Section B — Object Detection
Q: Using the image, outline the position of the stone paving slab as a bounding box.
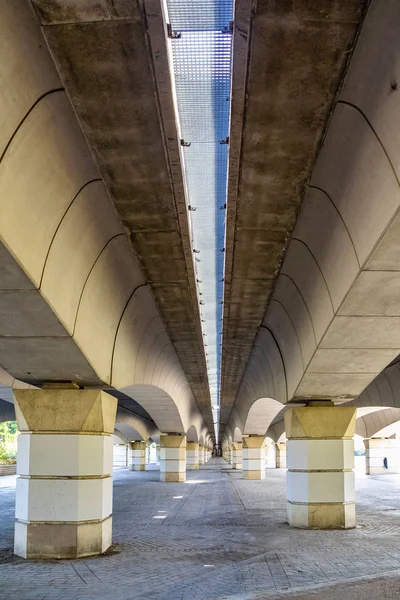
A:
[2,459,400,599]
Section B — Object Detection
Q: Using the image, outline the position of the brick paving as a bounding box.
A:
[2,459,400,599]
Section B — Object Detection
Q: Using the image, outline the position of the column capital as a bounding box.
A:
[129,441,146,450]
[284,405,356,440]
[14,389,117,435]
[187,442,199,450]
[243,435,265,449]
[161,434,186,449]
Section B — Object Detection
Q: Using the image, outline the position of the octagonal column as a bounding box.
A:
[13,389,117,559]
[232,442,242,469]
[160,434,186,482]
[242,436,265,480]
[285,403,356,529]
[187,442,199,470]
[198,445,205,465]
[156,443,160,464]
[275,442,286,468]
[364,438,400,474]
[129,441,146,471]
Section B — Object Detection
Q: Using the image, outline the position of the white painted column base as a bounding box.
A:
[156,444,160,465]
[275,443,286,468]
[232,442,242,470]
[160,435,186,482]
[129,441,146,471]
[242,436,265,480]
[198,445,205,465]
[187,443,199,470]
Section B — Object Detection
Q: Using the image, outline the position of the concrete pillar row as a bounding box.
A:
[13,388,117,559]
[129,441,146,471]
[187,442,199,470]
[275,442,287,468]
[364,438,400,474]
[242,436,265,480]
[285,403,356,530]
[232,442,243,469]
[160,434,186,482]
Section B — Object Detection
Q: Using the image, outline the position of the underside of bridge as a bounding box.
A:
[2,0,400,588]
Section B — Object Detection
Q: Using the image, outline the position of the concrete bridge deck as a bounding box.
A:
[2,458,400,600]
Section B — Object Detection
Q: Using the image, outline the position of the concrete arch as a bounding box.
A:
[356,407,400,439]
[277,431,287,444]
[112,432,127,445]
[186,425,199,443]
[119,384,186,435]
[233,427,242,442]
[266,419,286,444]
[243,398,284,436]
[114,405,158,442]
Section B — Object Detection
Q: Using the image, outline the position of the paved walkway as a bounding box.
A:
[2,458,400,599]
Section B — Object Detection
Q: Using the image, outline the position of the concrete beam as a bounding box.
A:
[220,0,367,436]
[30,0,214,436]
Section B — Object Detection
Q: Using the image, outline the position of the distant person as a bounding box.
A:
[384,457,388,470]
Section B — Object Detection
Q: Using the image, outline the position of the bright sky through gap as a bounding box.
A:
[164,0,233,442]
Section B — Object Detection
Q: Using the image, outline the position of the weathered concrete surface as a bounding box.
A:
[30,0,214,435]
[220,0,368,437]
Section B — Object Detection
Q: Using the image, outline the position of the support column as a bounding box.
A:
[242,436,265,479]
[156,443,160,465]
[187,442,199,470]
[232,442,243,469]
[285,403,356,529]
[160,435,186,482]
[364,438,400,474]
[129,441,146,471]
[198,445,205,465]
[275,442,287,468]
[13,389,117,559]
[228,445,233,465]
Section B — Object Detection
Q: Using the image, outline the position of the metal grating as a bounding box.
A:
[167,0,232,31]
[166,0,233,440]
